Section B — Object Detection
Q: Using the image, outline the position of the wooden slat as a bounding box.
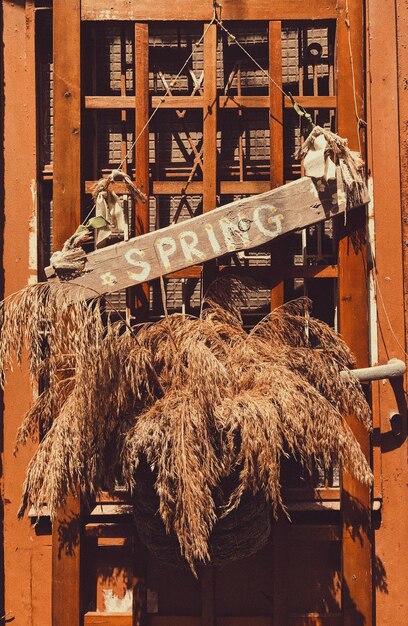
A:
[46,178,365,298]
[337,1,372,624]
[52,493,82,626]
[287,525,341,542]
[284,487,340,501]
[85,614,132,626]
[151,96,204,109]
[202,22,219,290]
[135,23,150,316]
[219,95,337,110]
[288,614,342,626]
[269,21,285,311]
[52,3,82,626]
[152,181,271,195]
[85,95,336,111]
[203,23,218,214]
[53,0,81,250]
[81,0,338,21]
[201,568,215,626]
[166,266,202,279]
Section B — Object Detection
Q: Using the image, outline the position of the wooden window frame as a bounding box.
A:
[51,2,371,625]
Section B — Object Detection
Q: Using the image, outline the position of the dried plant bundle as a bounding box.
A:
[0,277,373,572]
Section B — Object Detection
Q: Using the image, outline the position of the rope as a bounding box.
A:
[345,0,366,156]
[117,18,217,172]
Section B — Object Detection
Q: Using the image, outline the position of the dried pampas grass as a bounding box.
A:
[0,277,373,572]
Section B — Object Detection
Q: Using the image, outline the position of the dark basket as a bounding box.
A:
[131,463,271,568]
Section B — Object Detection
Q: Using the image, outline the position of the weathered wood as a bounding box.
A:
[269,21,285,311]
[134,23,150,316]
[202,22,219,290]
[84,615,132,626]
[81,0,338,21]
[337,1,373,624]
[203,23,218,214]
[52,492,82,626]
[85,95,336,111]
[86,180,272,196]
[46,178,368,298]
[53,0,81,251]
[52,2,82,626]
[201,567,215,626]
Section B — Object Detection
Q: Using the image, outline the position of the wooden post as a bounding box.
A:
[337,1,373,624]
[269,21,287,626]
[134,23,150,316]
[269,20,285,311]
[202,22,218,292]
[53,0,82,251]
[201,566,216,626]
[52,2,82,625]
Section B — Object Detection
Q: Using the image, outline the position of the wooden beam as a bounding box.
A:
[219,95,337,110]
[202,22,218,290]
[203,23,218,214]
[53,0,81,251]
[85,95,336,111]
[45,177,367,298]
[52,493,82,626]
[369,0,408,622]
[81,0,338,21]
[201,567,215,626]
[337,2,372,623]
[269,21,285,311]
[52,2,82,625]
[134,23,150,316]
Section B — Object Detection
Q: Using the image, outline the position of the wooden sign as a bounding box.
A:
[46,176,369,299]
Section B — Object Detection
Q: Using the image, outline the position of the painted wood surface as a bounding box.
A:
[81,0,337,22]
[46,178,368,298]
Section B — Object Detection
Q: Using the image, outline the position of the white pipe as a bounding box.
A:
[342,358,406,382]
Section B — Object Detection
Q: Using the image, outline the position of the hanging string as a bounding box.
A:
[345,0,366,156]
[213,17,314,134]
[117,17,217,173]
[80,17,216,227]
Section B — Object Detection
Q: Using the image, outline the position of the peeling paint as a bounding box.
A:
[102,588,133,613]
[28,179,38,286]
[367,176,379,366]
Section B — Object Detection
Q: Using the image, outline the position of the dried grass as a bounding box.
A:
[0,277,373,572]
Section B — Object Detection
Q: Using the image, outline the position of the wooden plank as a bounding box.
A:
[91,609,130,623]
[287,525,341,542]
[288,615,342,626]
[369,0,408,621]
[202,22,219,290]
[52,492,82,626]
[337,1,373,624]
[52,3,82,626]
[269,21,285,311]
[86,95,337,112]
[81,0,338,21]
[152,96,204,109]
[152,181,271,195]
[201,567,215,626]
[84,616,277,626]
[218,95,337,110]
[46,177,366,298]
[203,23,218,214]
[53,0,81,250]
[284,487,340,501]
[135,23,150,316]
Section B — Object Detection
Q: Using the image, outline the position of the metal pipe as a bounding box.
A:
[341,358,406,382]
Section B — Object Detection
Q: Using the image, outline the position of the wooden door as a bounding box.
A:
[44,2,371,624]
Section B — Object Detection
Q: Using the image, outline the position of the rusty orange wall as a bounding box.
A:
[2,1,52,624]
[367,0,408,624]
